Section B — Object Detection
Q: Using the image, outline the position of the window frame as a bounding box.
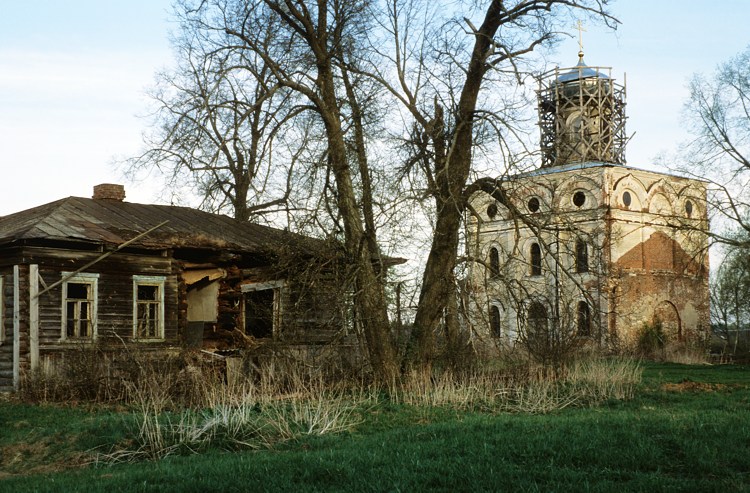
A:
[60,272,99,341]
[241,280,284,339]
[527,300,549,338]
[132,275,166,341]
[622,191,632,208]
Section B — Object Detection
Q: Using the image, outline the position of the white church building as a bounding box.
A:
[465,50,710,352]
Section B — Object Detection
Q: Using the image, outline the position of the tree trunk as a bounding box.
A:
[410,0,505,368]
[311,12,398,382]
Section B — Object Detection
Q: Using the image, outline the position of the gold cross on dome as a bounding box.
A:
[576,20,587,55]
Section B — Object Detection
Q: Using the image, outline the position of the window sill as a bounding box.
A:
[58,338,96,344]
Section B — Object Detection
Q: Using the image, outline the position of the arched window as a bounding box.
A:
[575,238,588,273]
[577,301,591,336]
[489,247,500,278]
[490,305,502,337]
[530,243,542,276]
[527,301,548,337]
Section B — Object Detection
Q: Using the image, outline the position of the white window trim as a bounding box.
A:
[240,280,285,292]
[60,272,99,342]
[132,275,166,341]
[240,281,284,339]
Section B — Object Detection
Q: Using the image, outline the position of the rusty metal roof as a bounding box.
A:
[0,196,319,255]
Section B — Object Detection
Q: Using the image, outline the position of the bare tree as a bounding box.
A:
[670,45,750,247]
[357,0,616,369]
[130,0,616,377]
[659,46,750,360]
[711,241,750,359]
[127,1,304,221]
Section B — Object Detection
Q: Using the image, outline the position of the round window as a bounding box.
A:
[622,191,632,207]
[685,200,693,217]
[487,203,498,219]
[527,197,540,213]
[573,191,586,208]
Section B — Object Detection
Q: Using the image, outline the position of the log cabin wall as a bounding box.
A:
[0,246,180,385]
[0,266,17,391]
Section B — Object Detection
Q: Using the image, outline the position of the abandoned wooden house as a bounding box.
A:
[0,184,357,391]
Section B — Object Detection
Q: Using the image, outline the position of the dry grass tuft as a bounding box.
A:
[390,357,642,414]
[565,357,642,402]
[96,362,370,464]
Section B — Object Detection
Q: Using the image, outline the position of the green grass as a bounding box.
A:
[2,363,750,492]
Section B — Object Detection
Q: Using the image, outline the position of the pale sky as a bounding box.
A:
[1,0,749,216]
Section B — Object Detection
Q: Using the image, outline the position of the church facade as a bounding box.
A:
[466,53,709,352]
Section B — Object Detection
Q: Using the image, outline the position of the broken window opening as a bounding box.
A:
[241,281,283,340]
[526,301,549,344]
[573,191,586,207]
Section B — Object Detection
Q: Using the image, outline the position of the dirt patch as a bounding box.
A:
[0,440,89,477]
[661,379,727,392]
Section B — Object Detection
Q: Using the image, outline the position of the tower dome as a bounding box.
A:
[537,52,626,168]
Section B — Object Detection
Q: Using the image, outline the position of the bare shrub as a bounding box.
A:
[264,392,364,440]
[663,343,709,365]
[20,344,126,403]
[636,321,666,359]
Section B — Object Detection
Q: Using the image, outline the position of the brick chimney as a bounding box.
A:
[92,183,126,201]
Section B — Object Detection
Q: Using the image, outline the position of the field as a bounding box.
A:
[1,362,749,492]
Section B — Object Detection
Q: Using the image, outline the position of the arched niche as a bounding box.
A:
[612,173,647,209]
[676,185,705,219]
[553,175,600,210]
[648,192,673,215]
[505,180,553,215]
[645,178,678,213]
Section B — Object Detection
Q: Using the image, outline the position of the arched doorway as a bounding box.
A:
[653,301,681,341]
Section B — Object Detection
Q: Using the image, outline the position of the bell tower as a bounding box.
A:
[537,33,627,168]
